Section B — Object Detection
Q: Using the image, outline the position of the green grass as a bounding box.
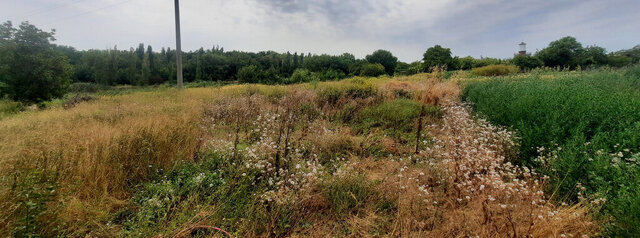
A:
[0,99,24,119]
[463,67,640,236]
[356,99,440,138]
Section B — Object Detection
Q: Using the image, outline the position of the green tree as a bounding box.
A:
[511,54,543,71]
[536,36,584,69]
[0,21,72,102]
[359,63,385,77]
[365,49,398,75]
[582,46,608,66]
[423,45,454,71]
[607,55,632,67]
[237,65,261,83]
[458,56,475,70]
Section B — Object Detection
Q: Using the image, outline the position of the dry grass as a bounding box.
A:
[0,74,597,237]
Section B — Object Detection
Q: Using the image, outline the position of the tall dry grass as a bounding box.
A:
[0,88,220,233]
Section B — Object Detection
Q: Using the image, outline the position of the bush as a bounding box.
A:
[359,63,386,77]
[625,65,640,78]
[315,79,377,105]
[237,65,262,83]
[511,54,543,70]
[287,68,317,84]
[471,64,519,76]
[607,55,633,67]
[68,82,110,93]
[0,99,24,118]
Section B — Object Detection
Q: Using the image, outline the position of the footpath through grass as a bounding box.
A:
[463,67,640,236]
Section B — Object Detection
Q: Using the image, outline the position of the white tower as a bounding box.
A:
[518,42,526,55]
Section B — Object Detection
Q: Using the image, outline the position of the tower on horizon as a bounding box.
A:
[518,42,527,55]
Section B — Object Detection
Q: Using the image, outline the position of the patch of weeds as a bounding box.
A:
[355,99,439,138]
[10,168,60,237]
[321,172,374,215]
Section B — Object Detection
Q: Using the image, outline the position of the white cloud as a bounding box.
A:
[1,0,639,61]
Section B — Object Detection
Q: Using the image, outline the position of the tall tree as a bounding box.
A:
[536,36,584,69]
[422,45,454,71]
[0,21,72,102]
[365,49,398,75]
[146,45,154,73]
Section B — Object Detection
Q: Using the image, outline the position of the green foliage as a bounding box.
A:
[537,36,584,69]
[357,99,439,137]
[511,54,543,70]
[0,21,72,102]
[582,46,608,66]
[463,70,640,235]
[287,68,317,84]
[359,63,386,77]
[365,50,398,75]
[0,99,24,118]
[471,64,519,76]
[607,55,633,67]
[395,61,423,75]
[423,45,454,71]
[11,168,60,237]
[68,82,110,93]
[121,157,226,235]
[302,53,354,77]
[237,65,261,83]
[624,65,640,79]
[613,45,640,64]
[315,79,377,105]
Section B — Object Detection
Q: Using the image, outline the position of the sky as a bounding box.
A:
[1,0,639,62]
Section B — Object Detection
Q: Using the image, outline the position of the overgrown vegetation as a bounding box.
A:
[464,67,640,236]
[471,64,519,76]
[0,72,599,237]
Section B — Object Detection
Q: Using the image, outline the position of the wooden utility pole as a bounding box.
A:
[174,0,183,89]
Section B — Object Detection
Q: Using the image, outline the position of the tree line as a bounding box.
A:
[1,21,639,102]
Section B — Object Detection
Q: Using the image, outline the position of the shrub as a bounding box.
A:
[511,54,543,70]
[0,99,24,118]
[237,65,261,83]
[68,82,110,93]
[359,63,386,77]
[315,79,377,106]
[287,68,317,84]
[625,64,640,78]
[471,64,519,76]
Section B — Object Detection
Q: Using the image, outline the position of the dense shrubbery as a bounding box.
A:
[359,63,386,77]
[464,70,640,236]
[68,82,110,93]
[0,99,24,118]
[511,54,543,70]
[365,49,398,75]
[471,64,519,76]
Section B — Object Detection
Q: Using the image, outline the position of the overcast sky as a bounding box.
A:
[2,0,639,62]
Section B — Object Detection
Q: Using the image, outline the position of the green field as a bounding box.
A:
[464,66,640,236]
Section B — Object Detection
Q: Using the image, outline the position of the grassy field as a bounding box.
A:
[464,66,640,236]
[1,73,598,237]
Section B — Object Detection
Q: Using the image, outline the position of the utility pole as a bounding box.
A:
[174,0,183,90]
